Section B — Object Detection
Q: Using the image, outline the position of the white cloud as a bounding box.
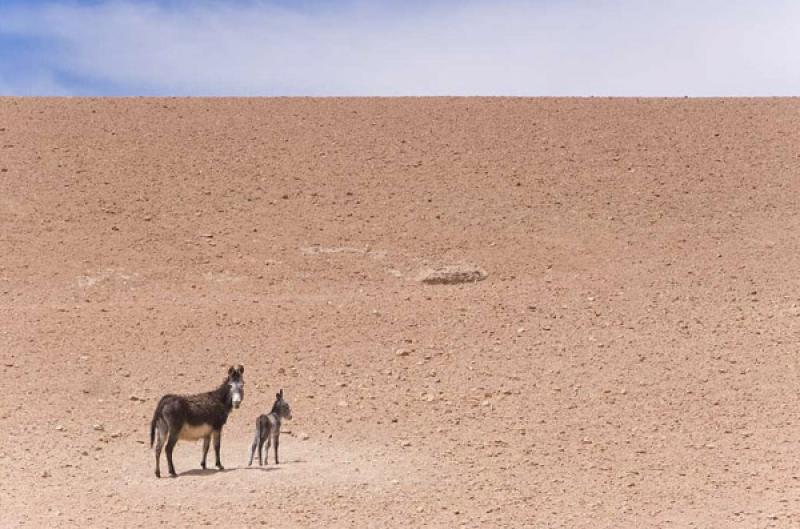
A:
[2,0,800,95]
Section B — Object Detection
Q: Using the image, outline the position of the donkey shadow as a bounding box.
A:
[241,466,281,472]
[177,465,281,477]
[178,467,232,477]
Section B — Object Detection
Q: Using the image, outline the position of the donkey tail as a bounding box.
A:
[150,396,168,448]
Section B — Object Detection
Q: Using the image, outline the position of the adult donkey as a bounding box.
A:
[150,365,245,477]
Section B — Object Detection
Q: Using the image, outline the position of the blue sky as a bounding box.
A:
[1,0,799,96]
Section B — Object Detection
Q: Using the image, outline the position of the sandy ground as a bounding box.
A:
[2,97,800,528]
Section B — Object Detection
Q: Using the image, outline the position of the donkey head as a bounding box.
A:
[275,388,292,420]
[226,365,245,409]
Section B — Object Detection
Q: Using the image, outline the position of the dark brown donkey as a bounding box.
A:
[248,389,292,466]
[150,365,245,477]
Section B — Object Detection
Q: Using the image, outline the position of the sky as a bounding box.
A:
[1,0,799,96]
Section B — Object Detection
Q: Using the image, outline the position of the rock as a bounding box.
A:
[300,432,310,440]
[129,395,145,402]
[400,440,412,447]
[93,424,105,431]
[41,470,51,478]
[337,400,348,408]
[55,425,65,431]
[395,348,411,357]
[416,265,487,285]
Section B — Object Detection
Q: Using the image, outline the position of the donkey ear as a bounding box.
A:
[228,366,235,376]
[276,392,281,400]
[237,364,244,375]
[279,388,284,397]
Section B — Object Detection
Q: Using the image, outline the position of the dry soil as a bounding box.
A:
[2,97,800,528]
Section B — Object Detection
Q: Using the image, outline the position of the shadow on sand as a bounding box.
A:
[178,467,231,477]
[177,466,281,477]
[240,465,281,472]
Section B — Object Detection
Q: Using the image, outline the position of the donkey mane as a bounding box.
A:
[208,377,234,402]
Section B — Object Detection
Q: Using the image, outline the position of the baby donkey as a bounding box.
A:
[248,389,292,466]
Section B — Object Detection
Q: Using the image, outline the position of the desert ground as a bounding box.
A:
[1,97,800,528]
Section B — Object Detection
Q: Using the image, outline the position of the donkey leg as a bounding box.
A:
[201,435,211,469]
[212,429,224,470]
[248,430,259,466]
[264,434,271,465]
[154,427,165,478]
[165,428,179,477]
[258,431,267,466]
[274,431,280,465]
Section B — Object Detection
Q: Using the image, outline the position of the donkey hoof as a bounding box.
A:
[216,464,225,471]
[201,462,206,470]
[169,471,177,478]
[155,470,161,478]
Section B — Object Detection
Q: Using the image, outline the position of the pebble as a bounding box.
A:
[93,424,105,431]
[395,348,411,357]
[300,433,310,440]
[55,425,65,431]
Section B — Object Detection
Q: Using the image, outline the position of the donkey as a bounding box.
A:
[248,389,292,466]
[150,365,245,477]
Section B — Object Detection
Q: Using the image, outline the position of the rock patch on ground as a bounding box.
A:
[415,265,487,285]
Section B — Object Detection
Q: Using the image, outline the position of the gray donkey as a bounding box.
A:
[150,365,245,477]
[248,389,292,466]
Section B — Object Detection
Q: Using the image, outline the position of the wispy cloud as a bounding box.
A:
[1,0,800,96]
